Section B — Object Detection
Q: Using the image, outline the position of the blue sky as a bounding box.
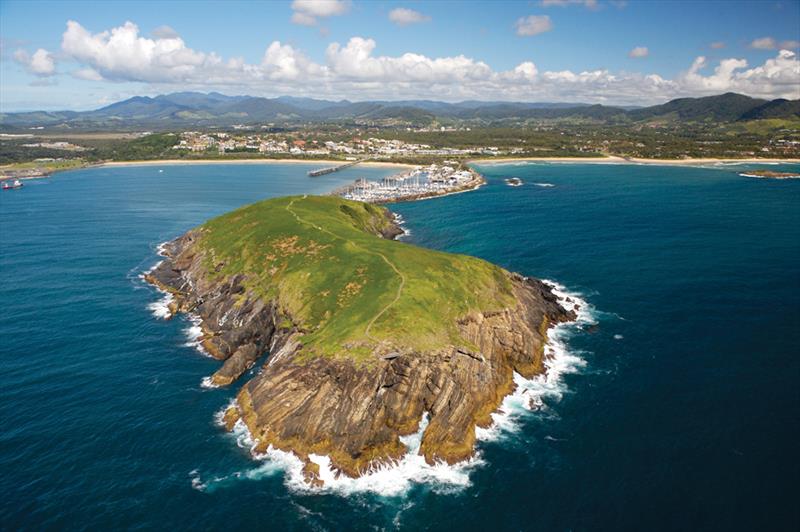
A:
[1,0,799,110]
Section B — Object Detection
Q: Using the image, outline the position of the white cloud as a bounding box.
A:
[73,67,104,81]
[13,48,56,76]
[152,25,179,39]
[291,0,350,26]
[710,41,726,49]
[750,37,777,50]
[389,8,431,26]
[515,15,553,36]
[61,21,212,83]
[750,37,800,50]
[629,46,649,58]
[291,12,318,26]
[680,50,800,100]
[36,20,800,105]
[540,0,598,8]
[325,37,492,82]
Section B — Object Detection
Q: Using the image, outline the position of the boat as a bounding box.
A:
[2,179,23,190]
[504,177,523,187]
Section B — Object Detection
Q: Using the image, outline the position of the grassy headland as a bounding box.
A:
[198,195,515,361]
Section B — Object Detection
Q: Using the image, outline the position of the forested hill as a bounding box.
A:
[2,92,798,130]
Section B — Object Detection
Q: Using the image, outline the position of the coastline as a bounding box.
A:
[1,158,415,181]
[98,158,416,170]
[144,199,582,488]
[469,155,800,167]
[8,155,798,182]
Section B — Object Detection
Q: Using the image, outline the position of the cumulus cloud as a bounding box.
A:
[680,50,800,100]
[629,46,649,58]
[540,0,598,7]
[750,37,800,50]
[33,20,800,104]
[515,15,553,36]
[13,48,56,76]
[750,37,777,50]
[291,0,350,26]
[389,8,431,26]
[325,37,492,82]
[72,67,104,81]
[152,25,180,39]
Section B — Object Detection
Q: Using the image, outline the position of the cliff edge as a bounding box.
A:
[145,195,574,484]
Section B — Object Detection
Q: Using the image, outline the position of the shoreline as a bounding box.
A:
[469,156,800,167]
[8,155,798,181]
[97,158,416,170]
[1,158,415,181]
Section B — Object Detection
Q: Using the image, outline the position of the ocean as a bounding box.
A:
[1,161,798,530]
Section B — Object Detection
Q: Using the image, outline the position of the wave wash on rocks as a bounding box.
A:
[145,195,574,486]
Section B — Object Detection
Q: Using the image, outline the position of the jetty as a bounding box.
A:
[307,158,371,177]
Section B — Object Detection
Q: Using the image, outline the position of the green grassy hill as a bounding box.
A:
[198,195,516,361]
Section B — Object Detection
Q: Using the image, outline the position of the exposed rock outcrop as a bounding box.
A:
[146,208,574,484]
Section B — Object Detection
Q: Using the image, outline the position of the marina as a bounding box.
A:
[330,164,483,203]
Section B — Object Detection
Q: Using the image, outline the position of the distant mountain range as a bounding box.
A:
[1,92,798,130]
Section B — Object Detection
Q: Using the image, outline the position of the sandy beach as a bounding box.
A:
[469,156,799,166]
[99,158,416,170]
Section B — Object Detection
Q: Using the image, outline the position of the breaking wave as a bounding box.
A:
[143,241,173,319]
[191,279,595,497]
[475,280,593,441]
[739,172,799,179]
[147,289,173,319]
[393,213,412,240]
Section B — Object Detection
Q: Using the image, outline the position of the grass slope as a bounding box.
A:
[200,195,515,361]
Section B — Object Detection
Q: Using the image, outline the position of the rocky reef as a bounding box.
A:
[145,195,574,484]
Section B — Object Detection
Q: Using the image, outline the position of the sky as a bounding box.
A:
[1,0,799,111]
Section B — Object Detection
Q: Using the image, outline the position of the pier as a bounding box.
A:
[307,158,371,177]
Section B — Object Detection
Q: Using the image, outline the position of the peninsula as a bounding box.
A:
[145,195,574,484]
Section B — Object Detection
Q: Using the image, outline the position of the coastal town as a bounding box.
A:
[171,130,508,158]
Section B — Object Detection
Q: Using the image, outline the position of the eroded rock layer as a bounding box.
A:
[146,203,574,482]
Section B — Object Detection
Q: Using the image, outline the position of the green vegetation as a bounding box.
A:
[199,195,515,361]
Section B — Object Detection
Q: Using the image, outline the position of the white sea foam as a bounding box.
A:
[194,279,592,497]
[200,376,219,389]
[393,213,412,240]
[614,334,624,340]
[143,240,175,317]
[739,172,800,179]
[182,314,214,358]
[147,289,173,319]
[476,279,592,442]
[534,183,555,187]
[195,409,480,497]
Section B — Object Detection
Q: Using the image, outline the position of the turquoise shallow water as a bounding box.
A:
[1,161,798,530]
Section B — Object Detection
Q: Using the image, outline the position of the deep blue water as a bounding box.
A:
[1,161,798,530]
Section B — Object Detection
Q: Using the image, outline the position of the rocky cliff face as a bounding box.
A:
[146,213,574,484]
